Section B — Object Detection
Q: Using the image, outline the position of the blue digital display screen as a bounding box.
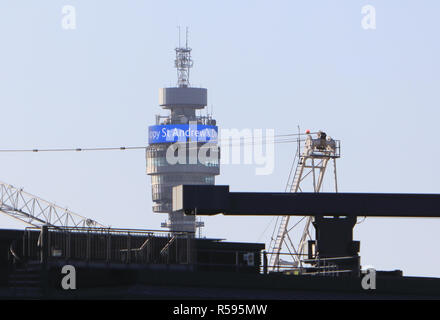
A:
[148,124,218,144]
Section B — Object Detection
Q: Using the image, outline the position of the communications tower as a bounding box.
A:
[146,29,220,234]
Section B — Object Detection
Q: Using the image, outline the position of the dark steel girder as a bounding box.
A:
[172,185,440,218]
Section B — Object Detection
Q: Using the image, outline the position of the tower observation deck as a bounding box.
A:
[146,32,220,233]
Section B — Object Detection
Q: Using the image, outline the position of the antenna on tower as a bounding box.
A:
[174,26,193,88]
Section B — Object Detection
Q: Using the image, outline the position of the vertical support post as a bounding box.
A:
[311,158,317,192]
[146,235,151,264]
[127,233,131,264]
[22,231,27,262]
[48,228,51,258]
[316,159,329,192]
[27,229,31,258]
[263,251,268,275]
[106,233,111,263]
[186,232,191,265]
[66,232,71,260]
[235,251,239,273]
[86,231,91,262]
[333,158,338,193]
[40,225,48,267]
[39,225,49,295]
[175,235,178,263]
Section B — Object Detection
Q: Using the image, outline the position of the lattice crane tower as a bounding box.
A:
[268,131,340,271]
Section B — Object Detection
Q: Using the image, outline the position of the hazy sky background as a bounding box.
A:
[0,1,439,277]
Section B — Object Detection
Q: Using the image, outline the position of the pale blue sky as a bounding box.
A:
[0,1,439,277]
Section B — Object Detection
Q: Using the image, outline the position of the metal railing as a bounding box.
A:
[17,226,263,275]
[23,226,194,266]
[261,251,359,277]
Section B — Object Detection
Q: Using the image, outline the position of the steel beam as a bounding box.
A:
[172,185,440,218]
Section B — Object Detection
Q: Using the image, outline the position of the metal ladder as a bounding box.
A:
[268,153,305,269]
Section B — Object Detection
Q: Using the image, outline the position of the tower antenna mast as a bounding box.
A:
[174,27,193,88]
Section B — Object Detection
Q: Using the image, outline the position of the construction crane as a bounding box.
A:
[268,131,340,271]
[0,181,106,228]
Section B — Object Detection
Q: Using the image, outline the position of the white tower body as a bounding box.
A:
[146,30,220,234]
